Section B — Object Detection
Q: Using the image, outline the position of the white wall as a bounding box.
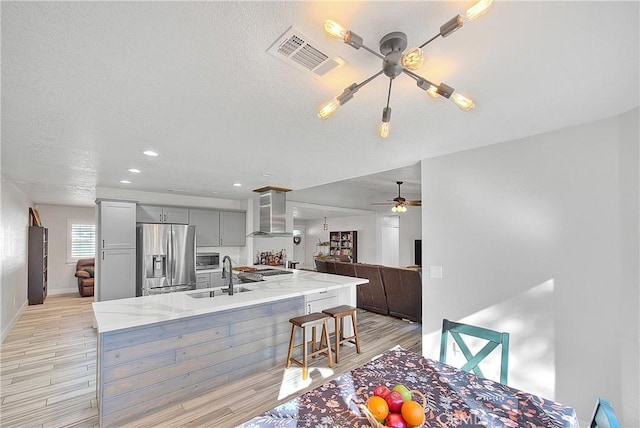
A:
[35,204,96,295]
[1,178,32,343]
[307,215,378,264]
[398,207,421,267]
[421,109,639,426]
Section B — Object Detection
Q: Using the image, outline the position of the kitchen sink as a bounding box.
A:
[188,287,254,298]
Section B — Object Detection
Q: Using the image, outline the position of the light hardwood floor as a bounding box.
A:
[1,294,421,427]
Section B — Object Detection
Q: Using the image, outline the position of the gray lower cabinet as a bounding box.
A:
[137,205,189,224]
[220,211,246,246]
[189,209,220,247]
[98,248,136,301]
[211,271,225,287]
[195,272,211,289]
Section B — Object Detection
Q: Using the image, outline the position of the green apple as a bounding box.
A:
[393,384,412,402]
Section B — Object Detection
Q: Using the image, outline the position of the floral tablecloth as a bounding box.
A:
[238,346,579,428]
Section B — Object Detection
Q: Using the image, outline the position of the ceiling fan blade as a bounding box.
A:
[370,202,393,206]
[406,200,421,206]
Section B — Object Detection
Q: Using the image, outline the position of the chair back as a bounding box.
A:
[439,318,510,384]
[590,398,621,428]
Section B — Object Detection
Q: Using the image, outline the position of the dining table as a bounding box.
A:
[237,346,579,427]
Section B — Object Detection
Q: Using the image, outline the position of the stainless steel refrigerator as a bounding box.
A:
[136,224,196,296]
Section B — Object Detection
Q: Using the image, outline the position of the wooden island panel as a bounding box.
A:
[98,297,303,426]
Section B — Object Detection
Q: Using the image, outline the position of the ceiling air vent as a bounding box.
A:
[267,26,346,78]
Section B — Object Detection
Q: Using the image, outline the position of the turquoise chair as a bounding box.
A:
[439,319,510,384]
[590,398,621,428]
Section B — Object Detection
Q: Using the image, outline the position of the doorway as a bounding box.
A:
[292,225,306,268]
[381,216,399,267]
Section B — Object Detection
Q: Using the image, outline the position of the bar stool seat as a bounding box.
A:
[286,312,333,380]
[322,305,361,363]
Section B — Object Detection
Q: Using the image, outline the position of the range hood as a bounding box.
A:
[247,186,293,237]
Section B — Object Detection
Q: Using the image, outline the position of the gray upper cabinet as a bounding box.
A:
[137,205,189,224]
[189,209,245,247]
[100,200,137,250]
[189,209,220,247]
[220,211,246,246]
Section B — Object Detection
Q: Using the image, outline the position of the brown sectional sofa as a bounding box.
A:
[315,259,422,322]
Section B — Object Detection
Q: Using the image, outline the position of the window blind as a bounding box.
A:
[71,224,96,258]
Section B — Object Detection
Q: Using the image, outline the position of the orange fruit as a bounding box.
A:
[401,400,425,426]
[366,396,389,421]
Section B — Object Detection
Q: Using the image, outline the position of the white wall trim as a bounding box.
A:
[1,299,27,344]
[48,288,79,296]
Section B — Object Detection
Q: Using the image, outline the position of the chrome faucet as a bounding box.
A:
[221,255,234,296]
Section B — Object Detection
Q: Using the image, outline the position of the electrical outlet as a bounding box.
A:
[429,265,443,278]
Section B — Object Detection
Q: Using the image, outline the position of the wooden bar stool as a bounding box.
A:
[285,312,334,380]
[322,305,361,363]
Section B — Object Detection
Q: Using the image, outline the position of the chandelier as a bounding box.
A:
[317,0,493,138]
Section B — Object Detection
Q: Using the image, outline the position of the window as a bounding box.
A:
[68,220,96,262]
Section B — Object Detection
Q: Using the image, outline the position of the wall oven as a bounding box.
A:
[196,252,220,270]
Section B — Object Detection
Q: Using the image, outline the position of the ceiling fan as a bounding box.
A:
[371,181,421,212]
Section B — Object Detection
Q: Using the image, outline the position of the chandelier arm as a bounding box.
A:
[385,78,393,108]
[360,44,385,60]
[418,33,441,49]
[354,70,385,91]
[401,69,438,88]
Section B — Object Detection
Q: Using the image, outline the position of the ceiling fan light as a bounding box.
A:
[451,92,475,111]
[464,0,493,21]
[324,19,348,41]
[400,205,407,213]
[401,47,424,70]
[391,205,398,213]
[317,99,340,119]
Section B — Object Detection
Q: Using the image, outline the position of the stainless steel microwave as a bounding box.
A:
[196,252,219,270]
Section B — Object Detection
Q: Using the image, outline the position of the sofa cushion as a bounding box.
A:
[379,267,422,322]
[83,267,95,277]
[354,263,389,315]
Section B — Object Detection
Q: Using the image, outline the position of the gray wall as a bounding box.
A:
[421,108,639,425]
[1,178,32,343]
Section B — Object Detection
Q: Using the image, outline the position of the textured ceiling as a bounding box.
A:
[2,1,638,213]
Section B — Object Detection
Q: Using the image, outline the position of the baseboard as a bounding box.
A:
[48,287,78,295]
[1,299,28,344]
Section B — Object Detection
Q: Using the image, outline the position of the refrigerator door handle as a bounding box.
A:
[166,231,172,285]
[171,229,177,280]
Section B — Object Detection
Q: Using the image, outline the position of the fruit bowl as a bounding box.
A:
[359,389,426,428]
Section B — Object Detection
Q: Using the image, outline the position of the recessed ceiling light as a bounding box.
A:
[261,172,273,177]
[120,180,131,184]
[233,183,242,187]
[167,189,187,192]
[142,150,159,157]
[128,168,141,173]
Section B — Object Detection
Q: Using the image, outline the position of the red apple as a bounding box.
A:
[385,412,407,428]
[374,385,391,399]
[385,391,405,414]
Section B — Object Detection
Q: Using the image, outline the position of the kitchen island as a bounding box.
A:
[92,269,367,427]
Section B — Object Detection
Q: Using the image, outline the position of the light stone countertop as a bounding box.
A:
[92,269,367,333]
